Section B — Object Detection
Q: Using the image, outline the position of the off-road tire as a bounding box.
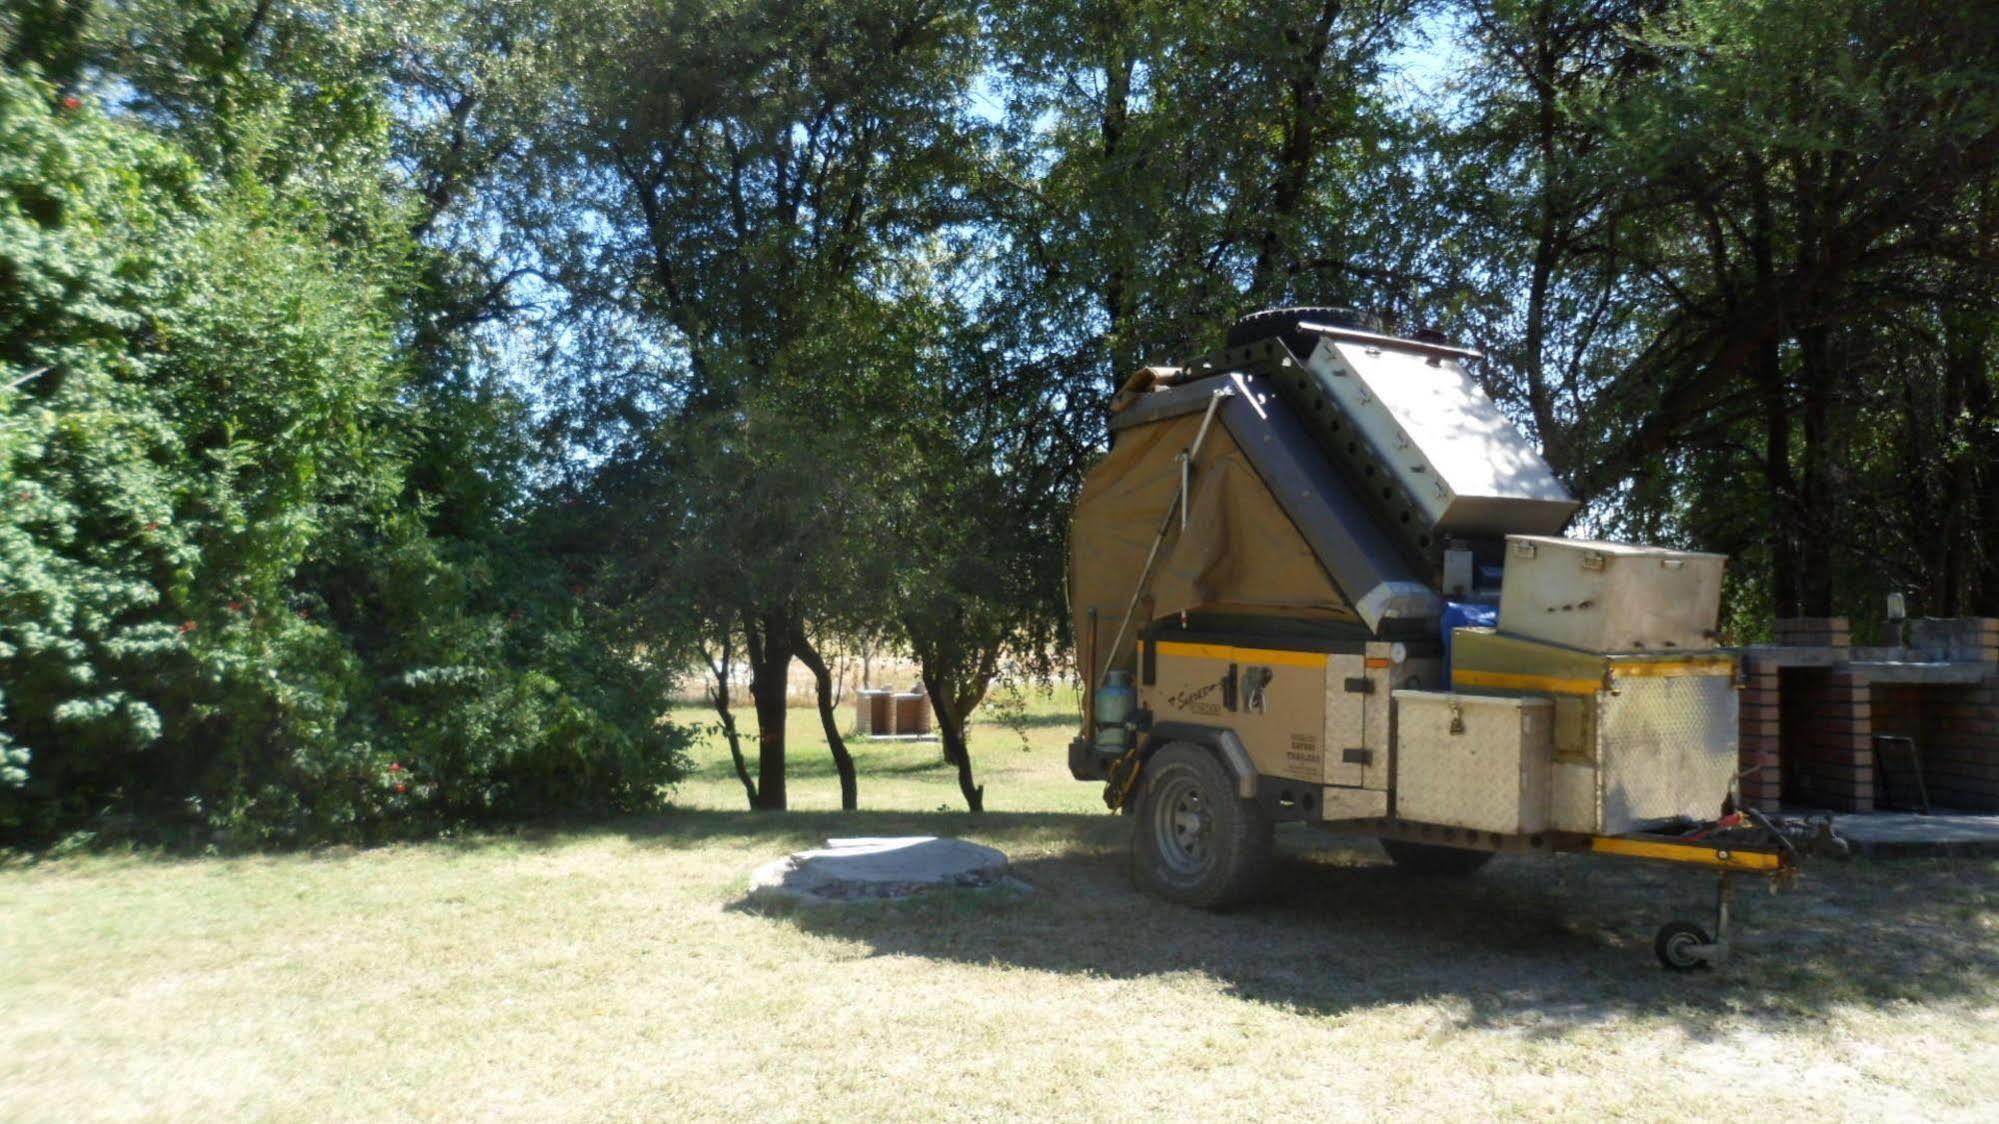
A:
[1129,742,1274,909]
[1380,839,1495,876]
[1225,305,1383,355]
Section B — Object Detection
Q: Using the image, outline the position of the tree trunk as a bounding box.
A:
[1946,311,1999,615]
[941,718,982,813]
[744,607,796,811]
[1521,4,1563,471]
[1796,324,1836,617]
[1743,155,1801,619]
[1248,0,1343,301]
[1759,338,1798,618]
[1099,40,1135,374]
[920,666,987,813]
[703,638,757,810]
[793,626,858,811]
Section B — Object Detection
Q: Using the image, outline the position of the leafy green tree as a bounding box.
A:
[985,0,1424,387]
[2,3,689,844]
[1432,0,1999,625]
[883,304,1073,812]
[523,0,985,810]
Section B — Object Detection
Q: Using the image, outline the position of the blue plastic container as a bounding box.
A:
[1440,601,1498,689]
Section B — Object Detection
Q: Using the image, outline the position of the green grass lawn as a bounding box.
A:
[6,690,1999,1120]
[665,684,1098,813]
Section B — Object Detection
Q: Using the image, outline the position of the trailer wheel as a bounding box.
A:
[1129,742,1273,909]
[1654,921,1714,972]
[1380,839,1495,876]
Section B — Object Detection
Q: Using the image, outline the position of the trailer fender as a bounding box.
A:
[1143,722,1259,799]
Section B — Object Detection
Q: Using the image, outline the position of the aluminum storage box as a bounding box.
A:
[1450,629,1741,834]
[1498,535,1725,653]
[1303,337,1580,537]
[1547,673,1742,834]
[1393,690,1552,834]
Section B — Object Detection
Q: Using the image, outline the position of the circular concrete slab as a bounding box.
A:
[748,836,1010,907]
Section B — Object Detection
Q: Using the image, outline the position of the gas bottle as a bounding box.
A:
[1093,670,1137,752]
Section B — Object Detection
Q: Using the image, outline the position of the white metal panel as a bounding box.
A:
[1550,761,1600,833]
[1322,654,1367,786]
[1596,674,1739,833]
[1498,534,1727,652]
[1309,339,1576,536]
[1393,691,1553,834]
[1362,647,1441,792]
[1321,786,1388,820]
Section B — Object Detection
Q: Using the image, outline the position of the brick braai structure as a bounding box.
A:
[1736,617,1999,813]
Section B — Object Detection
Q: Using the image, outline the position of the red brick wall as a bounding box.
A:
[1926,678,1999,810]
[1738,658,1782,812]
[1773,617,1852,650]
[1870,683,1929,809]
[1741,618,1998,813]
[1780,668,1875,812]
[1872,676,1999,812]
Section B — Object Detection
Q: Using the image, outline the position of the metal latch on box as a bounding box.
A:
[1342,748,1372,765]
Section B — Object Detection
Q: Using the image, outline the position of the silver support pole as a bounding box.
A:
[1098,388,1233,687]
[1715,872,1733,945]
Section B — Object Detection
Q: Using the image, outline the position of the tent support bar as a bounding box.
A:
[1099,388,1232,688]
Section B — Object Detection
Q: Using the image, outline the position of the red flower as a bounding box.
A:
[61,96,80,110]
[226,601,244,613]
[389,762,404,773]
[394,783,407,794]
[177,620,198,634]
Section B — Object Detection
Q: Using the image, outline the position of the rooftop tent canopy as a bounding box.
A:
[1071,400,1357,674]
[1071,309,1578,678]
[1071,367,1439,676]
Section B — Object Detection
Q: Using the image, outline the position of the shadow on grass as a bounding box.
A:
[689,754,955,785]
[594,807,1121,855]
[26,798,1999,1042]
[0,801,1091,867]
[983,710,1085,731]
[714,819,1999,1036]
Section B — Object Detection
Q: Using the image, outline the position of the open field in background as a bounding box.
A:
[664,652,987,708]
[666,685,1094,813]
[6,689,1999,1121]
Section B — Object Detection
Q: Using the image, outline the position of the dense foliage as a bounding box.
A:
[4,0,1997,829]
[1,7,685,845]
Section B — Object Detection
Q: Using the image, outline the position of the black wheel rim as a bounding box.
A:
[1150,772,1214,877]
[1664,931,1703,968]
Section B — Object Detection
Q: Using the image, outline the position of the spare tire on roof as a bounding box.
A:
[1225,305,1384,357]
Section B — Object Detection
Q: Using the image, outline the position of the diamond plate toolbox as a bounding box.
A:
[1594,673,1739,834]
[1393,690,1553,834]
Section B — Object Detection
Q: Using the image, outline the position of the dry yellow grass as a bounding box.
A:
[5,691,1999,1121]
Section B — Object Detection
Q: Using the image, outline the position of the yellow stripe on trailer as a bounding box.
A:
[1152,641,1330,669]
[1610,657,1735,680]
[1591,835,1787,872]
[1451,667,1602,696]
